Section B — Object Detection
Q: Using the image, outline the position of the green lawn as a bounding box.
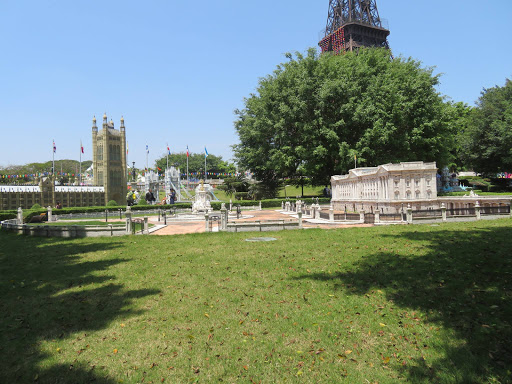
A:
[1,220,511,383]
[279,185,324,198]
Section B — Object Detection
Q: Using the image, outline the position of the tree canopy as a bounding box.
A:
[460,79,512,175]
[0,160,92,184]
[234,48,454,188]
[154,152,235,177]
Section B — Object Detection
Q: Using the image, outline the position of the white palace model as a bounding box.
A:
[331,162,439,213]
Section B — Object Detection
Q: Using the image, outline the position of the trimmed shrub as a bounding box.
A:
[0,211,17,221]
[31,203,42,210]
[23,209,47,223]
[107,200,118,207]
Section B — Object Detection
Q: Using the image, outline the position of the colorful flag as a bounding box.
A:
[81,140,84,154]
[167,144,170,155]
[186,145,189,158]
[204,146,208,157]
[146,145,149,154]
[53,140,56,153]
[127,142,129,155]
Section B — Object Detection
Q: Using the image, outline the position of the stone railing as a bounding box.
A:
[225,220,300,233]
[1,206,153,237]
[0,218,127,238]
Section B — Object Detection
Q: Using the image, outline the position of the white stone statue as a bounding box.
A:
[192,182,212,213]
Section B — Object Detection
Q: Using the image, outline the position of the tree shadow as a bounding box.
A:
[0,232,159,383]
[294,225,512,383]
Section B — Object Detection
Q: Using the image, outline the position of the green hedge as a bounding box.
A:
[0,210,17,221]
[261,197,331,208]
[210,198,331,210]
[0,209,50,223]
[0,205,194,223]
[0,198,331,222]
[23,209,48,223]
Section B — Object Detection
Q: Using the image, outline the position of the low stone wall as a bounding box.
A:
[226,220,300,233]
[1,219,127,238]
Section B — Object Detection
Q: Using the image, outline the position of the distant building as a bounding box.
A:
[92,114,127,204]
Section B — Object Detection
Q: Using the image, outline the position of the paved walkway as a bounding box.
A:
[150,210,372,236]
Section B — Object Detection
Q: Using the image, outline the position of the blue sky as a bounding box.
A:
[1,0,511,170]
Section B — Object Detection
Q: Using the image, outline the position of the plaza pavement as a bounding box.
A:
[150,209,372,236]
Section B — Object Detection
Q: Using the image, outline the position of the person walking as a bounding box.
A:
[145,189,156,205]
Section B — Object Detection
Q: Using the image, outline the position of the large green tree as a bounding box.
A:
[234,48,454,190]
[444,101,473,172]
[460,79,512,174]
[154,152,235,177]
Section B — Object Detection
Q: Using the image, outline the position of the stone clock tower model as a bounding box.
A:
[92,113,127,204]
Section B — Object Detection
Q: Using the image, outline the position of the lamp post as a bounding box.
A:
[132,162,136,182]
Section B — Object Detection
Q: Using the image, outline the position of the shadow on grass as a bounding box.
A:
[0,232,159,383]
[294,225,512,383]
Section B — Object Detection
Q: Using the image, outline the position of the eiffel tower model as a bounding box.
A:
[319,0,390,54]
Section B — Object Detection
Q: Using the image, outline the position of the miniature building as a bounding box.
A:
[0,175,105,210]
[0,114,126,210]
[331,162,438,213]
[92,114,127,204]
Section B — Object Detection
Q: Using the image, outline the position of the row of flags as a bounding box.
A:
[147,144,208,158]
[52,140,209,158]
[1,170,247,180]
[1,172,91,179]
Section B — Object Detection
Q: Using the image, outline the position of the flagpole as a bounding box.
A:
[204,148,207,182]
[186,146,189,189]
[79,140,82,185]
[52,140,55,176]
[126,141,129,181]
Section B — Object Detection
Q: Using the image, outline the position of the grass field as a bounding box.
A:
[1,219,511,383]
[278,185,324,198]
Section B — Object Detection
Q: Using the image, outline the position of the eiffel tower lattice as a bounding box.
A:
[319,0,390,54]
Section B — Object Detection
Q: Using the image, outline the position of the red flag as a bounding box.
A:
[80,140,84,154]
